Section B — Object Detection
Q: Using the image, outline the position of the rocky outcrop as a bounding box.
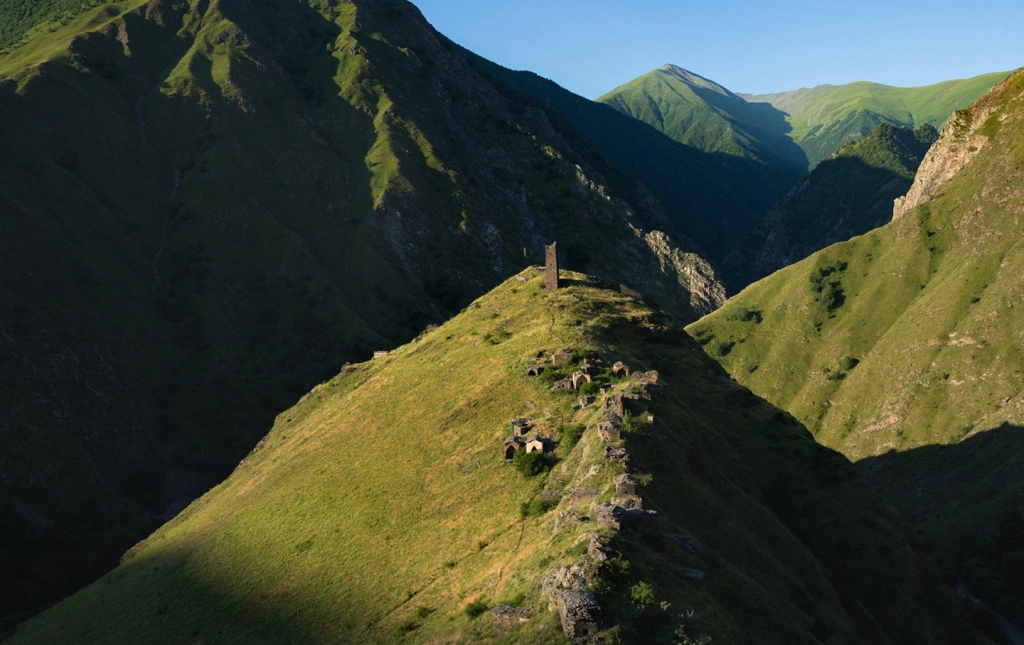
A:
[893,75,1016,219]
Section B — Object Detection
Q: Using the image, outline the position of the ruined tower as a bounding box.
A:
[545,242,559,290]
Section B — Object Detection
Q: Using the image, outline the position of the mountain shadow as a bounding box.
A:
[0,0,727,630]
[462,54,805,270]
[857,422,1024,631]
[724,122,938,288]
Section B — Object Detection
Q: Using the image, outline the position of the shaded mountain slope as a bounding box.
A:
[7,270,985,644]
[724,122,939,287]
[742,72,1009,168]
[688,69,1024,624]
[0,0,724,629]
[463,57,800,269]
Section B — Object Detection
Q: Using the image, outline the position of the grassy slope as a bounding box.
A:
[724,122,939,286]
[0,0,725,629]
[688,70,1024,622]
[6,271,984,644]
[597,65,807,171]
[743,72,1010,167]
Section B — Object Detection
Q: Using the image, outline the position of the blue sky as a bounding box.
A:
[412,0,1024,98]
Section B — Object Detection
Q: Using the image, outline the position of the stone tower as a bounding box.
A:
[545,242,559,290]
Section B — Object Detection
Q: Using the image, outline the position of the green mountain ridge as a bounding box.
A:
[0,0,724,629]
[724,122,939,287]
[688,68,1024,627]
[5,270,987,644]
[741,72,1010,168]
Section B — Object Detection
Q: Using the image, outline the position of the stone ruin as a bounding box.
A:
[612,361,629,378]
[577,395,595,409]
[602,394,624,421]
[373,351,389,359]
[511,418,530,437]
[571,371,591,390]
[614,473,638,496]
[552,378,574,390]
[551,350,573,367]
[503,436,524,461]
[630,370,659,385]
[556,590,602,641]
[492,605,529,637]
[526,364,543,377]
[524,435,544,454]
[597,421,620,442]
[545,242,560,290]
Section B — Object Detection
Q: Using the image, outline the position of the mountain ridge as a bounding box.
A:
[688,68,1024,628]
[0,0,724,629]
[5,269,987,644]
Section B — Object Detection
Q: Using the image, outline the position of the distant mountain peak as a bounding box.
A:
[658,64,732,94]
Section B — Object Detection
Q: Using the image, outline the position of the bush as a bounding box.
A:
[630,581,656,606]
[395,618,419,635]
[519,498,558,518]
[559,423,585,449]
[706,338,731,357]
[512,449,549,477]
[578,380,600,396]
[464,598,489,619]
[725,306,762,323]
[414,606,435,620]
[839,356,859,370]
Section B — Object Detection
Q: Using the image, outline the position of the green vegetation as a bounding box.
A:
[511,449,549,477]
[0,0,728,626]
[724,123,940,287]
[7,271,984,643]
[743,72,1009,168]
[689,69,1024,625]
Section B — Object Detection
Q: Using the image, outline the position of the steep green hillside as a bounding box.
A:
[465,58,800,269]
[689,70,1024,624]
[725,122,938,286]
[6,271,985,644]
[742,72,1009,167]
[598,65,807,171]
[0,0,724,629]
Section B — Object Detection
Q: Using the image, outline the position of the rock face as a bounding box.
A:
[893,75,1014,219]
[556,590,602,641]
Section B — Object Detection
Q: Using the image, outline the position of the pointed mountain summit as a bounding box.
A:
[595,65,805,263]
[0,0,724,628]
[7,270,985,644]
[598,64,808,171]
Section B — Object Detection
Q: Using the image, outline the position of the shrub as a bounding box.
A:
[414,606,435,620]
[395,618,419,635]
[839,356,859,370]
[706,339,731,357]
[464,599,489,619]
[725,306,762,323]
[512,449,549,477]
[630,581,656,606]
[519,498,558,518]
[559,423,585,449]
[578,381,600,396]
